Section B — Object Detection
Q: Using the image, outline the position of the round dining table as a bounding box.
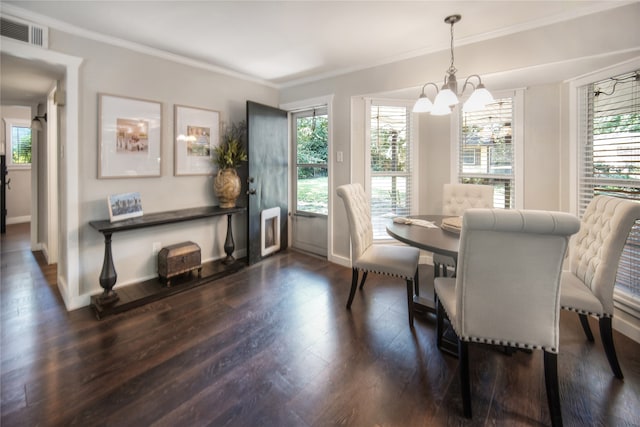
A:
[386,214,461,313]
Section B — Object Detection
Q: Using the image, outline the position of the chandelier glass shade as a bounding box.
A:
[413,15,494,115]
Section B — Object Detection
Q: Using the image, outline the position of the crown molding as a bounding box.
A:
[0,3,278,89]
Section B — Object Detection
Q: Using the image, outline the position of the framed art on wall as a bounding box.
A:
[98,94,162,178]
[174,105,220,176]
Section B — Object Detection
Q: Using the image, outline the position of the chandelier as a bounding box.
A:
[413,14,494,115]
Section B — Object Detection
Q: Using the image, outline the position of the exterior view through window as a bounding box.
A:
[578,70,639,300]
[10,124,32,167]
[459,97,515,208]
[369,102,413,239]
[294,108,328,215]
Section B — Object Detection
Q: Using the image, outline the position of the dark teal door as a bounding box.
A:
[246,101,288,265]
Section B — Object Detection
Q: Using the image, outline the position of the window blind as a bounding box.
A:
[578,70,640,299]
[11,125,32,165]
[459,98,515,208]
[369,103,413,239]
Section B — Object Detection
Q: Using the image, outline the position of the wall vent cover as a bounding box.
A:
[0,15,48,48]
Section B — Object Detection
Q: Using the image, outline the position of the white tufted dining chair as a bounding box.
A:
[560,195,640,379]
[337,183,420,327]
[435,208,580,426]
[434,183,494,277]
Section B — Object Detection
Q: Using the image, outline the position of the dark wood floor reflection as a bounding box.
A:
[1,223,639,426]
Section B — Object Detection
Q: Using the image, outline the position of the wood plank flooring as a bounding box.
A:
[2,223,639,426]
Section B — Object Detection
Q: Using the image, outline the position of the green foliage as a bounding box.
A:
[296,116,328,178]
[12,129,32,165]
[296,176,328,214]
[594,113,640,134]
[213,121,247,169]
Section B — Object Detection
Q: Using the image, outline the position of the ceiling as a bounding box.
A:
[0,1,630,105]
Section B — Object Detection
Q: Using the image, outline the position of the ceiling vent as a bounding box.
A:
[0,15,48,48]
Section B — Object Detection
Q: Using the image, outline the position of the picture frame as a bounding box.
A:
[108,192,143,222]
[174,105,220,176]
[98,94,162,178]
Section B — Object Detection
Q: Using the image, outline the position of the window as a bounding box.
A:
[457,96,518,208]
[576,69,639,301]
[6,119,32,168]
[293,107,328,215]
[367,100,415,239]
[462,148,480,166]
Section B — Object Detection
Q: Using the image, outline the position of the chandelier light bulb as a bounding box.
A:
[413,14,493,116]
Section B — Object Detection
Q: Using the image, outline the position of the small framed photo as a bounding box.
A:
[99,94,162,178]
[108,192,143,222]
[174,105,220,176]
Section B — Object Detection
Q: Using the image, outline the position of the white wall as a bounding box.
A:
[40,28,279,305]
[279,2,640,264]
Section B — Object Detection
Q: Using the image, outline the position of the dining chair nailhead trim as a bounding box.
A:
[357,267,415,281]
[441,299,560,353]
[561,306,611,318]
[459,336,557,353]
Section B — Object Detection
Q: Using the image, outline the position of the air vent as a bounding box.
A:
[0,15,48,48]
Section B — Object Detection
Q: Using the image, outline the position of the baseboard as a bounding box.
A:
[613,312,640,343]
[329,253,351,268]
[614,290,640,343]
[7,215,30,225]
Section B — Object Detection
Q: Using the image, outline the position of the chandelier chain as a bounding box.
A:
[448,18,457,75]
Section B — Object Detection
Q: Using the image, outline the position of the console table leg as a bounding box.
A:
[223,213,236,265]
[98,232,119,304]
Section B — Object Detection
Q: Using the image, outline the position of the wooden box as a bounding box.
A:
[158,241,202,286]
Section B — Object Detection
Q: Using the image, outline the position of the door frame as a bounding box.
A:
[280,95,334,254]
[2,38,83,309]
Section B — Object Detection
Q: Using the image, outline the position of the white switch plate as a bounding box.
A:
[337,151,343,162]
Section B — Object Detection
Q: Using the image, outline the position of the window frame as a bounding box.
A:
[569,59,640,328]
[5,118,33,170]
[365,97,419,241]
[451,89,524,209]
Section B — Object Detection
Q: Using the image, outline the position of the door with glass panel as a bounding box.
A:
[291,107,328,256]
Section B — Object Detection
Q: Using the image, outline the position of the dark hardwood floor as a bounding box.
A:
[1,223,639,426]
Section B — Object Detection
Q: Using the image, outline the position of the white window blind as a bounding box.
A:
[459,98,515,208]
[8,123,32,167]
[578,70,640,299]
[369,102,413,239]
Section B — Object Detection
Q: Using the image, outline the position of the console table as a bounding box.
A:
[89,205,245,319]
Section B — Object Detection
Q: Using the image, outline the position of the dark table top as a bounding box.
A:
[386,214,460,260]
[89,205,246,234]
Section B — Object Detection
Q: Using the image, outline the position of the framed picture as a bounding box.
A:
[108,192,143,222]
[174,105,220,176]
[99,94,162,178]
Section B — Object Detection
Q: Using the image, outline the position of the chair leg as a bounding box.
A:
[346,268,359,309]
[406,279,414,328]
[599,317,624,379]
[578,313,594,341]
[544,352,563,427]
[358,271,368,290]
[436,297,444,349]
[459,340,472,418]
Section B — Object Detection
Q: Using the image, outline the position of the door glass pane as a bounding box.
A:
[297,166,328,214]
[295,110,328,215]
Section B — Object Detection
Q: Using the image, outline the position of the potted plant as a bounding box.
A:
[212,121,247,208]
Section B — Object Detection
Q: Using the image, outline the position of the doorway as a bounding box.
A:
[290,107,329,257]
